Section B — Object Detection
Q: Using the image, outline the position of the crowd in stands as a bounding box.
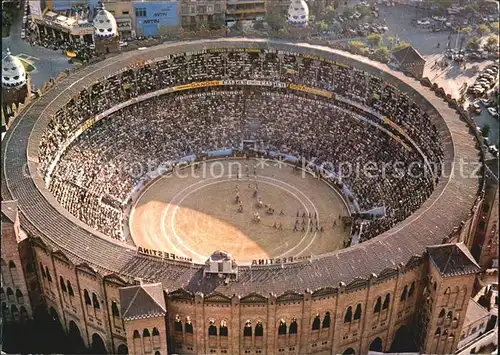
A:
[39,50,443,243]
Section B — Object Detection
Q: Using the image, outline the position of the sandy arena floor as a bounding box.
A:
[129,159,350,264]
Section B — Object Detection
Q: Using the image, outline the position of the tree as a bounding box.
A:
[265,11,286,32]
[342,6,355,19]
[367,33,382,48]
[466,37,482,51]
[459,26,473,36]
[477,24,491,36]
[316,20,329,32]
[324,6,337,22]
[485,35,499,51]
[482,124,490,138]
[387,36,395,49]
[490,22,500,32]
[392,41,410,52]
[348,40,368,55]
[374,46,390,62]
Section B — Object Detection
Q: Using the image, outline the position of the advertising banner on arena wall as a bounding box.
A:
[133,1,178,37]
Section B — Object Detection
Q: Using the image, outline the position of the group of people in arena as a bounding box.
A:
[39,51,443,244]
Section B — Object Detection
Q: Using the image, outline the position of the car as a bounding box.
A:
[489,145,499,156]
[20,29,26,39]
[471,102,482,114]
[417,20,431,25]
[487,107,499,118]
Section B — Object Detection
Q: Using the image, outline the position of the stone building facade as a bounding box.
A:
[2,199,481,355]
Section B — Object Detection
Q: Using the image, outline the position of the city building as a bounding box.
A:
[93,4,120,54]
[225,0,265,25]
[1,49,32,127]
[133,0,180,37]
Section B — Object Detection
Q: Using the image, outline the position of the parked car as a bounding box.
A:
[20,29,26,39]
[417,19,431,25]
[471,102,482,114]
[489,145,499,156]
[487,107,499,118]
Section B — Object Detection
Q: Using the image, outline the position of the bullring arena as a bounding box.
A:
[130,159,350,264]
[1,38,483,355]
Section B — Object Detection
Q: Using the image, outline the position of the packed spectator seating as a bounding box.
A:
[38,50,443,243]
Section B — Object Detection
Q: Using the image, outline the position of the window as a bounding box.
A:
[185,318,193,334]
[344,306,352,323]
[122,10,129,15]
[218,263,223,272]
[408,282,415,297]
[400,286,408,301]
[278,320,287,335]
[67,281,74,297]
[244,320,252,336]
[40,263,46,278]
[15,289,23,302]
[354,304,362,320]
[60,276,67,293]
[439,309,445,318]
[255,321,264,336]
[446,311,452,319]
[322,312,331,328]
[6,288,14,301]
[289,318,298,334]
[174,315,183,332]
[435,327,441,336]
[135,7,146,17]
[152,328,160,349]
[84,290,92,305]
[92,293,100,309]
[133,330,140,338]
[9,261,16,269]
[208,320,217,336]
[383,294,390,310]
[433,282,437,291]
[220,320,228,336]
[312,314,320,330]
[374,297,382,313]
[45,267,52,282]
[112,301,120,317]
[143,329,150,337]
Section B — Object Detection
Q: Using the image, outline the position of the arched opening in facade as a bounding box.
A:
[408,281,415,297]
[312,314,320,330]
[10,305,19,321]
[15,289,23,303]
[383,294,390,310]
[244,320,252,336]
[289,318,298,334]
[67,281,74,297]
[342,347,355,354]
[152,327,160,349]
[369,337,383,352]
[117,344,128,354]
[174,315,183,332]
[278,320,287,335]
[220,320,228,336]
[143,328,151,353]
[255,321,264,336]
[19,306,28,321]
[68,320,86,353]
[322,312,331,328]
[6,288,13,301]
[91,333,107,354]
[84,290,91,305]
[400,286,408,301]
[354,304,362,320]
[92,293,100,309]
[60,276,67,293]
[374,297,382,313]
[390,325,417,353]
[208,320,217,336]
[185,319,193,333]
[344,306,352,323]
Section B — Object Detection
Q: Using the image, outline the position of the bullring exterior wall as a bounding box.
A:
[22,237,475,355]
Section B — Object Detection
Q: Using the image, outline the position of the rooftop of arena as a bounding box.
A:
[1,38,481,297]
